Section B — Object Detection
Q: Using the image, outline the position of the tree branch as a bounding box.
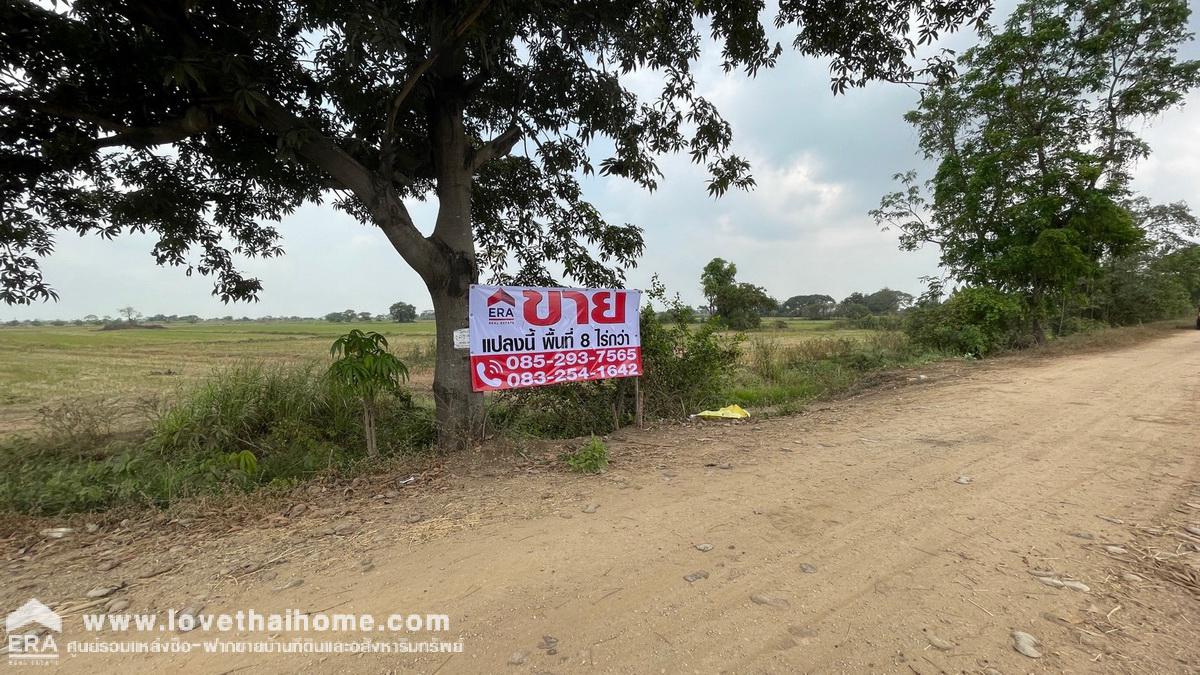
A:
[94,116,212,149]
[0,94,125,132]
[0,94,218,150]
[381,0,489,142]
[470,125,522,171]
[255,99,434,273]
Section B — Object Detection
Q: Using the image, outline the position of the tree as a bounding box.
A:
[873,0,1200,341]
[700,258,776,329]
[840,302,872,319]
[1090,202,1200,326]
[782,294,835,318]
[863,288,913,314]
[389,301,416,323]
[1091,251,1193,326]
[836,292,868,318]
[1157,246,1200,306]
[657,304,698,324]
[117,306,140,323]
[327,330,409,458]
[701,259,739,316]
[2,0,994,445]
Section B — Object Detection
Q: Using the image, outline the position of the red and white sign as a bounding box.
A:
[468,284,642,392]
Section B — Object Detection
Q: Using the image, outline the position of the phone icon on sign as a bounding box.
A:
[475,362,503,388]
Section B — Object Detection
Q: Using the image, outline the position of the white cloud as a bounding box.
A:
[1133,91,1200,206]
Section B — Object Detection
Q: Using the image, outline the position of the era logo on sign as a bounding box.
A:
[523,290,627,326]
[6,598,61,665]
[486,288,516,322]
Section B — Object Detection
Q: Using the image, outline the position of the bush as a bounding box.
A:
[1052,315,1108,338]
[402,339,437,367]
[638,313,742,418]
[561,436,609,474]
[748,336,785,382]
[842,303,872,319]
[156,363,432,463]
[905,287,1023,357]
[34,397,127,459]
[836,314,904,331]
[491,379,629,438]
[0,363,435,515]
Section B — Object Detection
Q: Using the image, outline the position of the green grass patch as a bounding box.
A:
[561,436,610,474]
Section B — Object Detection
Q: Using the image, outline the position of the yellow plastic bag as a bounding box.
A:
[693,404,750,420]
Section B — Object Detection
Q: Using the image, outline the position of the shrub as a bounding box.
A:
[638,312,741,418]
[834,331,917,371]
[402,339,437,367]
[1,362,435,515]
[154,364,352,457]
[1052,316,1108,337]
[34,397,126,459]
[749,337,785,382]
[327,330,411,457]
[837,314,904,331]
[905,287,1023,357]
[491,379,628,438]
[155,362,431,462]
[561,436,609,474]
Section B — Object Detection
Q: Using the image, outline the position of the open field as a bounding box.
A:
[0,321,440,436]
[5,330,1198,673]
[0,319,868,437]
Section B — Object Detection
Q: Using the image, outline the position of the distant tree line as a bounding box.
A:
[782,288,914,320]
[321,302,427,323]
[2,306,437,326]
[677,257,916,330]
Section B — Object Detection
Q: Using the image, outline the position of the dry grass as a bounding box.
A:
[0,321,438,436]
[0,318,867,437]
[1013,320,1188,360]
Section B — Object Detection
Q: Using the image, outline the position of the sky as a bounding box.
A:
[5,2,1199,321]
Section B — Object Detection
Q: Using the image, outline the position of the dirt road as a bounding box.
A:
[6,332,1200,673]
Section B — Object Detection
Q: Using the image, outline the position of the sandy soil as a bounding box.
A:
[4,331,1199,674]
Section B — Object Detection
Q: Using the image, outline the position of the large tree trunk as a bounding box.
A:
[429,282,484,448]
[423,86,484,449]
[263,55,488,449]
